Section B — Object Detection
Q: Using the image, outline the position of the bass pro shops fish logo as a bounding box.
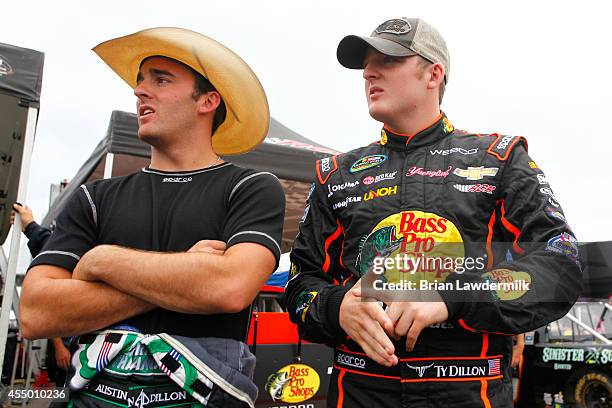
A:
[0,55,14,77]
[265,364,320,403]
[356,211,464,284]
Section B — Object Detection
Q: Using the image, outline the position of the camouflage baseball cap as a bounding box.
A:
[337,18,450,83]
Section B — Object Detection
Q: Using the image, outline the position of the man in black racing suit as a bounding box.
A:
[283,17,581,407]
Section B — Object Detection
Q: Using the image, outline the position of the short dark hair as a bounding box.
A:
[140,56,227,134]
[417,57,445,104]
[190,70,227,135]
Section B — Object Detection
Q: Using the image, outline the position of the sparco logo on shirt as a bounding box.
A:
[430,147,478,156]
[162,177,193,183]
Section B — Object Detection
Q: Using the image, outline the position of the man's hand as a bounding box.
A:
[12,203,35,232]
[188,240,226,255]
[386,299,449,352]
[54,341,71,371]
[339,280,398,367]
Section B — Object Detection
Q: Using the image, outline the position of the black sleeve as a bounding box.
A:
[282,177,350,347]
[23,222,52,258]
[440,144,582,334]
[222,171,285,268]
[28,184,98,272]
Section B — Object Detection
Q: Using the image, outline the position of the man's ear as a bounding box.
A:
[197,91,222,114]
[427,63,445,90]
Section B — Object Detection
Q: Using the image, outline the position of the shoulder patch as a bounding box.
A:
[486,134,528,161]
[316,156,339,184]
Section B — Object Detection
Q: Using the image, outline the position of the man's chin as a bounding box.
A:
[137,131,163,147]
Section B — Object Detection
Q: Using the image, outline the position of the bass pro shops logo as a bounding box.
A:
[265,364,320,404]
[356,210,464,282]
[0,55,14,77]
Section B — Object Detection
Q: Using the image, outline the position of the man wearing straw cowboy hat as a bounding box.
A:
[20,27,285,407]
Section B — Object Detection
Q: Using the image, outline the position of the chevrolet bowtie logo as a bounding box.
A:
[453,166,499,181]
[406,362,434,378]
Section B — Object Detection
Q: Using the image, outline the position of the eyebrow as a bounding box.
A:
[136,68,176,83]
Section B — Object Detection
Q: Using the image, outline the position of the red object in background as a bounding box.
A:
[247,312,300,345]
[32,370,51,388]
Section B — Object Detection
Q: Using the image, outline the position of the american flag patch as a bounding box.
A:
[488,359,500,375]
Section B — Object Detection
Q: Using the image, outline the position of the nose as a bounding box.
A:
[363,61,379,81]
[134,80,150,100]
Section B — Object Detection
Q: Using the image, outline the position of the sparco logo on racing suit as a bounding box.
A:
[495,135,514,150]
[336,353,366,369]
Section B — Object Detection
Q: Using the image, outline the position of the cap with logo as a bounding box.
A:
[337,18,450,83]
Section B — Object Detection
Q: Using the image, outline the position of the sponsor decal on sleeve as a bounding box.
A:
[537,174,549,184]
[295,291,318,323]
[349,155,387,173]
[545,232,579,264]
[487,134,524,161]
[265,364,320,403]
[316,156,338,184]
[453,166,498,181]
[482,269,531,300]
[546,207,567,222]
[540,187,560,207]
[453,183,496,194]
[406,166,452,178]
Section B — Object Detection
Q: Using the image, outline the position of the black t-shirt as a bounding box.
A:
[30,162,285,341]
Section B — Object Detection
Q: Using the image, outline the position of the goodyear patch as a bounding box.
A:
[546,232,579,265]
[265,364,320,403]
[316,156,338,184]
[350,154,387,173]
[483,269,532,301]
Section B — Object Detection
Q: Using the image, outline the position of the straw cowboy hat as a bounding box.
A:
[93,27,269,155]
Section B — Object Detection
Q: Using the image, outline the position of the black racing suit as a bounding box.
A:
[283,114,581,407]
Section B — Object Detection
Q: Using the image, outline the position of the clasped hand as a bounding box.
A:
[338,279,449,366]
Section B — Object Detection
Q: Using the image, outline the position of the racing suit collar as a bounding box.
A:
[381,112,454,151]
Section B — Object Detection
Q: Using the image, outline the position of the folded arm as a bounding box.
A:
[20,264,155,339]
[74,241,276,314]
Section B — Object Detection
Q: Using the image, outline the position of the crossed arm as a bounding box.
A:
[20,241,276,339]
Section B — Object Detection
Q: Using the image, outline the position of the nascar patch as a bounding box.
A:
[350,155,387,173]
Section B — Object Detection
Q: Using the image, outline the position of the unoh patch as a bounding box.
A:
[546,232,579,265]
[350,154,387,173]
